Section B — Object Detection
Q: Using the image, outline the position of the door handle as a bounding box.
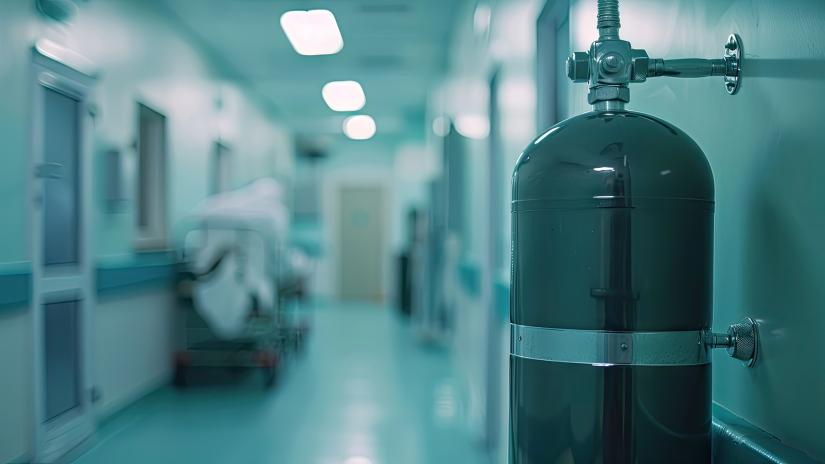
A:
[34,162,64,179]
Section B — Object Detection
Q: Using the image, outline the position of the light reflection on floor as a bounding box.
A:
[72,302,487,464]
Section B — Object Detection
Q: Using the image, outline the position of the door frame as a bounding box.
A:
[483,66,504,452]
[536,0,571,129]
[29,43,97,462]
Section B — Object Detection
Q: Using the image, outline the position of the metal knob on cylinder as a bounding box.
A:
[706,317,759,367]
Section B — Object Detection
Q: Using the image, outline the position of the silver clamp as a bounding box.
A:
[705,317,759,367]
[511,325,710,367]
[511,317,760,368]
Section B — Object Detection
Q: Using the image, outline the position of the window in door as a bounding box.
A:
[44,299,81,421]
[42,87,80,267]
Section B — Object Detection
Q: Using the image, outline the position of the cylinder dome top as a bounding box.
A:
[513,111,714,204]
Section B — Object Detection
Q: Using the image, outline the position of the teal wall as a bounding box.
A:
[568,1,825,460]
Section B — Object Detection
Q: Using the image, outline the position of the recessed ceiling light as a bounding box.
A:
[280,9,343,56]
[322,81,366,111]
[454,114,489,139]
[343,115,376,140]
[343,457,372,464]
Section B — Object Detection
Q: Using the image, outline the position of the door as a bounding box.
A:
[337,185,385,302]
[30,53,96,461]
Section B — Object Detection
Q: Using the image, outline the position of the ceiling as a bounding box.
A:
[160,0,465,141]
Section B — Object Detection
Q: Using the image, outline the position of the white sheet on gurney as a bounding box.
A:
[193,253,251,339]
[193,178,289,238]
[189,179,285,339]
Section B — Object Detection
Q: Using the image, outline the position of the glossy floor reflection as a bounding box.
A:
[72,303,487,464]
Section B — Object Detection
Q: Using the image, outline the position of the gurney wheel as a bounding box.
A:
[173,352,190,388]
[257,350,279,388]
[173,363,188,388]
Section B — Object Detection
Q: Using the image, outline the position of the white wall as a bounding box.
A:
[93,289,178,418]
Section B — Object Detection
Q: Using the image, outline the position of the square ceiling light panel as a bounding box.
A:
[280,9,344,56]
[322,80,366,111]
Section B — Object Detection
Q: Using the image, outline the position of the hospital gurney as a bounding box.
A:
[173,180,309,388]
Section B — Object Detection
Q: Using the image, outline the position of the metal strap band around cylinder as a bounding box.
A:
[511,323,710,366]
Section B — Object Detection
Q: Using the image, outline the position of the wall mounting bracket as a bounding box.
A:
[723,34,742,95]
[566,0,743,109]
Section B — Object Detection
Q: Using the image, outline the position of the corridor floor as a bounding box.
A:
[72,303,488,464]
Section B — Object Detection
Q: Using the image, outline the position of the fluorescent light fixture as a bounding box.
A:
[454,114,489,139]
[344,457,372,464]
[322,80,365,111]
[280,9,343,56]
[343,115,376,140]
[593,166,615,172]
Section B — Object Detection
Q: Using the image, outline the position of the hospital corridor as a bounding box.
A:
[1,0,825,463]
